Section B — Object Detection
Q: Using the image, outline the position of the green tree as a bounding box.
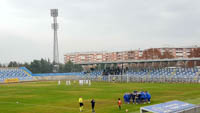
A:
[5,59,83,73]
[63,61,74,72]
[29,60,41,73]
[40,58,53,73]
[58,63,65,73]
[8,61,18,67]
[59,61,83,73]
[73,64,83,72]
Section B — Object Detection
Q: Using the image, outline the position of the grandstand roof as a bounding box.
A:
[76,57,200,65]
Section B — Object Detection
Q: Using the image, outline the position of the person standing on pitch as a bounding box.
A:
[91,99,95,113]
[79,96,84,112]
[118,98,122,110]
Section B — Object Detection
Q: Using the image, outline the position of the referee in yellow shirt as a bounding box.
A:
[79,96,84,112]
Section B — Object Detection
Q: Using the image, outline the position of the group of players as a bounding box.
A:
[123,91,151,105]
[78,91,151,112]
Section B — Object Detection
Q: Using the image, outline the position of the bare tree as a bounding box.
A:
[142,48,162,60]
[189,48,200,58]
[189,48,200,66]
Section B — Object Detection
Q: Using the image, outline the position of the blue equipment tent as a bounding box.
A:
[140,100,196,113]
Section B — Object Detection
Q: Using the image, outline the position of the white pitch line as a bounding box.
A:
[0,101,77,110]
[0,101,134,112]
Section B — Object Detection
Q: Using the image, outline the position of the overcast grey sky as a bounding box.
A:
[0,0,200,64]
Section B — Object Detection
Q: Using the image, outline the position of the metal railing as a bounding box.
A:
[30,75,200,83]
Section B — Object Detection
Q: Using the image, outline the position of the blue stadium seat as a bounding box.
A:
[125,67,200,79]
[0,67,32,82]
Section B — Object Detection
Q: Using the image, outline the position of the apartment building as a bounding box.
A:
[64,46,199,64]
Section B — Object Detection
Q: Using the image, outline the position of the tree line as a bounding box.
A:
[141,48,200,59]
[0,59,83,74]
[140,48,200,67]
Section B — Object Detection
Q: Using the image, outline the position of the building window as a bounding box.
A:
[176,53,183,56]
[97,55,102,59]
[80,56,85,59]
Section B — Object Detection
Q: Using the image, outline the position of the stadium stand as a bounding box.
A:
[88,70,103,76]
[0,67,32,83]
[126,67,200,79]
[1,66,199,83]
[78,67,200,83]
[32,72,85,76]
[85,67,200,80]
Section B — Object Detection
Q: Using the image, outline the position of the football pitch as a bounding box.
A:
[1,81,200,113]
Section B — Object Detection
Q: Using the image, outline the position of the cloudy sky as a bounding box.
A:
[0,0,200,64]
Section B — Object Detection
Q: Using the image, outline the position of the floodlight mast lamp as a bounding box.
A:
[51,9,59,72]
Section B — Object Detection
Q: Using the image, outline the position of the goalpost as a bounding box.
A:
[108,75,130,83]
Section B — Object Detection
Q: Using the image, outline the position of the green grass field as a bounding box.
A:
[0,81,200,113]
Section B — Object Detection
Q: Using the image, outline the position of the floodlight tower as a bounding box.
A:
[51,9,59,72]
